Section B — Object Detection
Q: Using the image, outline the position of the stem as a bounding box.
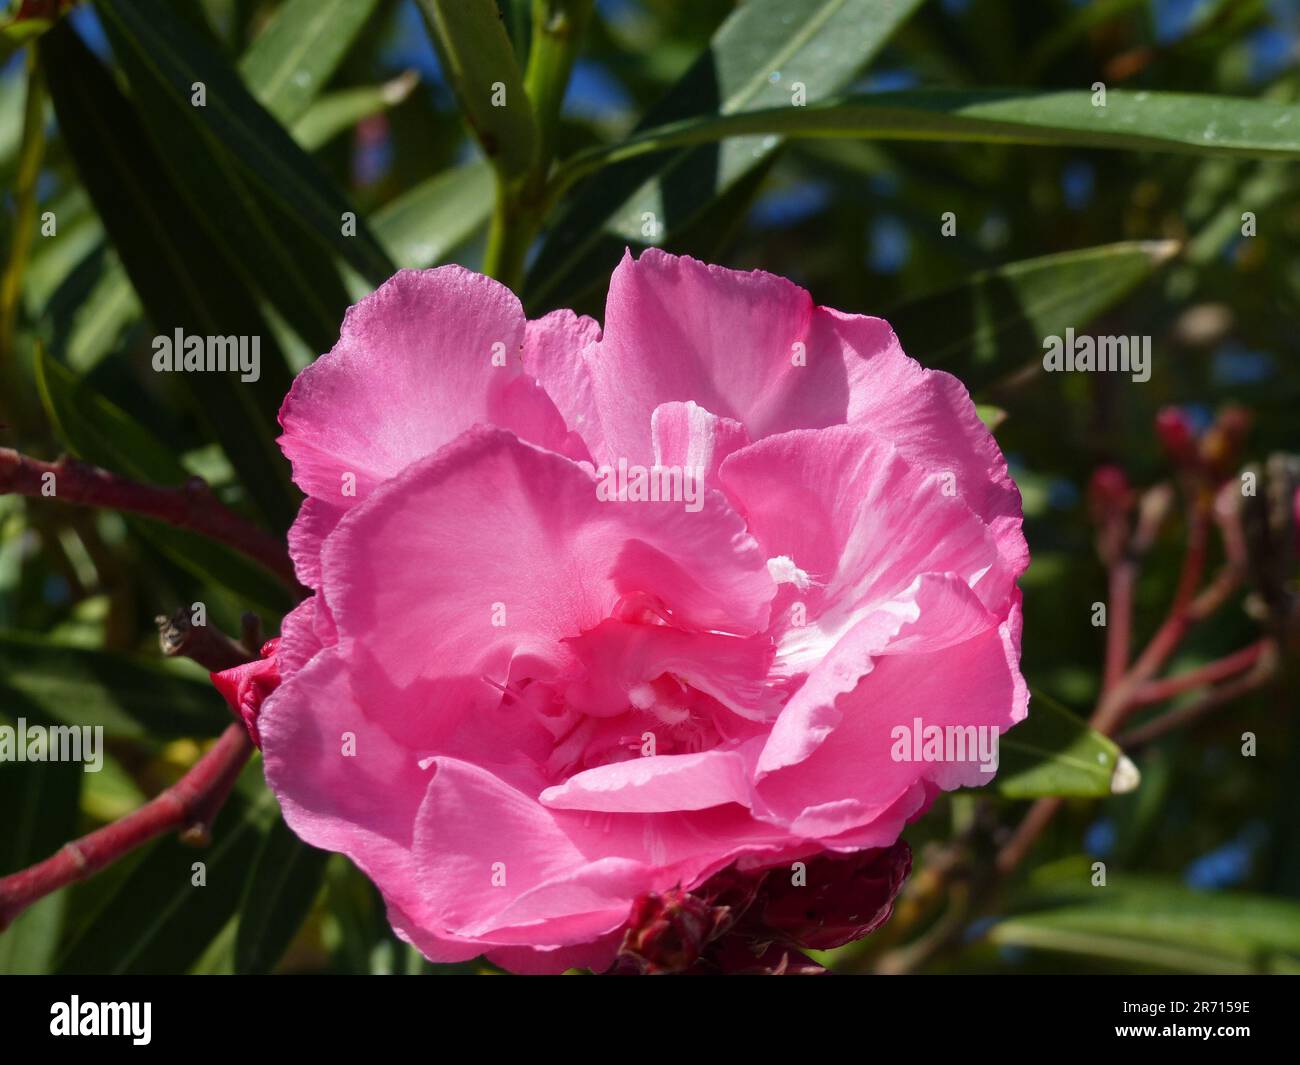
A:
[1127,640,1267,707]
[157,606,253,672]
[522,0,592,178]
[0,723,253,930]
[482,187,542,291]
[0,613,258,929]
[998,497,1214,877]
[1091,500,1212,733]
[1102,557,1135,691]
[1119,653,1276,751]
[484,0,592,291]
[0,447,299,590]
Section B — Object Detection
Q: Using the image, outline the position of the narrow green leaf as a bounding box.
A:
[0,631,231,741]
[975,404,1007,432]
[58,776,278,974]
[995,688,1136,799]
[239,0,383,125]
[41,22,296,532]
[95,0,354,355]
[235,810,328,974]
[94,0,393,287]
[292,71,420,152]
[526,0,924,310]
[57,262,140,374]
[0,726,82,974]
[372,160,495,269]
[888,241,1180,391]
[556,89,1300,192]
[991,870,1300,973]
[416,0,538,178]
[1187,160,1292,264]
[35,348,295,614]
[34,0,386,371]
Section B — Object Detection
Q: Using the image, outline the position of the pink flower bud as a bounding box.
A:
[1087,465,1134,524]
[210,639,281,748]
[1155,406,1199,468]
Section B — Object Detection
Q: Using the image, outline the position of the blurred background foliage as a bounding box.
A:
[0,0,1297,975]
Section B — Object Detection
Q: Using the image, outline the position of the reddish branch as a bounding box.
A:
[0,613,257,931]
[1127,639,1267,708]
[1102,558,1136,692]
[157,605,252,671]
[893,485,1273,969]
[997,488,1263,879]
[1118,661,1274,752]
[0,722,253,931]
[0,447,297,589]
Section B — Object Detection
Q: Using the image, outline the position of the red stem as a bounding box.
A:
[0,723,253,931]
[998,498,1216,876]
[0,447,297,590]
[1102,558,1136,692]
[1127,640,1267,707]
[1118,659,1274,751]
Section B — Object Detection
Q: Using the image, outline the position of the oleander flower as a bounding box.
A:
[241,249,1028,974]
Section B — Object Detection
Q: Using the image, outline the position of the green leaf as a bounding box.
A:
[94,0,393,288]
[235,810,329,974]
[994,689,1136,799]
[526,0,925,311]
[94,0,357,356]
[416,0,538,178]
[990,868,1300,973]
[57,775,278,974]
[0,631,231,741]
[35,346,294,615]
[887,241,1180,391]
[556,90,1300,192]
[372,160,496,269]
[81,750,148,823]
[41,21,296,531]
[975,404,1007,432]
[292,71,421,151]
[239,0,383,125]
[56,260,140,374]
[34,0,385,371]
[1187,160,1292,264]
[0,729,83,974]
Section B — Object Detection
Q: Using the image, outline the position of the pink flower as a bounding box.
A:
[254,250,1028,974]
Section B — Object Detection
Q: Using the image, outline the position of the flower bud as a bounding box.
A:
[746,841,912,951]
[210,639,281,747]
[1155,406,1199,469]
[1087,465,1135,525]
[1200,404,1252,481]
[617,887,728,974]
